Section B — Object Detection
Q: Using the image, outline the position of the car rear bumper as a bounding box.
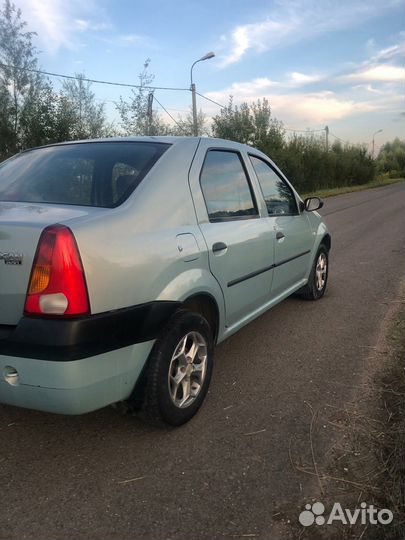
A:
[0,301,180,361]
[0,340,154,414]
[0,301,181,414]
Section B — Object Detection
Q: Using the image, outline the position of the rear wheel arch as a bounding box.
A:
[135,309,215,426]
[128,293,219,413]
[182,293,220,344]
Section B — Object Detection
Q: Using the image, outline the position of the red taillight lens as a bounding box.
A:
[25,225,90,317]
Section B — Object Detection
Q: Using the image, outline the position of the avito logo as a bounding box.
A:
[299,501,393,527]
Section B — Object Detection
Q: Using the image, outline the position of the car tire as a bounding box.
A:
[298,244,329,300]
[139,310,214,426]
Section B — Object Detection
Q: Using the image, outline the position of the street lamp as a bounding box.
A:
[190,52,215,136]
[372,129,383,158]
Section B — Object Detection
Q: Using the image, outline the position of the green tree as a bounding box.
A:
[212,97,254,143]
[0,83,14,157]
[116,59,168,135]
[169,108,207,136]
[19,79,57,148]
[51,95,77,142]
[212,97,285,155]
[0,0,51,157]
[212,95,375,193]
[60,73,107,140]
[377,138,405,176]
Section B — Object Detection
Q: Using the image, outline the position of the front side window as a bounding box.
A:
[0,142,169,208]
[249,155,298,216]
[200,150,258,221]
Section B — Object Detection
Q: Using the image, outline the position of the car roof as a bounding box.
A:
[20,136,260,155]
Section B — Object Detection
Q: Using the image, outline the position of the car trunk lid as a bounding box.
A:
[0,202,96,325]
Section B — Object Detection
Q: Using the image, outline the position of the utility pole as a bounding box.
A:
[325,125,329,151]
[190,52,215,137]
[372,129,383,158]
[147,92,154,135]
[191,82,197,136]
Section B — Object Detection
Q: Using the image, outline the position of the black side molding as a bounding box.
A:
[0,301,181,362]
[228,250,311,287]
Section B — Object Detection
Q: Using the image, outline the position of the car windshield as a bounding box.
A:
[0,141,169,208]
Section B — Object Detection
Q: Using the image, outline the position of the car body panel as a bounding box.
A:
[188,138,276,327]
[198,219,275,327]
[0,202,107,324]
[0,340,154,414]
[0,136,330,415]
[270,213,314,297]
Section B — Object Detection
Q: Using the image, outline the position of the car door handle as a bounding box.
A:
[212,242,228,253]
[276,231,285,240]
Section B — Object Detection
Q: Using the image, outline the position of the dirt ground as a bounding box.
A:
[279,282,405,540]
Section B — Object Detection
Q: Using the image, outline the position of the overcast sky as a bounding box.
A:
[13,0,405,151]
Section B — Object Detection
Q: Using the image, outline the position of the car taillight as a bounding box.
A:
[24,224,90,317]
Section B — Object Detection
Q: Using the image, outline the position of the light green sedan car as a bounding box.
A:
[0,137,330,425]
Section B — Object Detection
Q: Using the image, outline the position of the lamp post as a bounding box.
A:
[372,129,383,158]
[190,52,215,136]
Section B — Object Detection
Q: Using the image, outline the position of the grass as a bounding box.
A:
[371,311,405,539]
[287,290,405,540]
[302,176,404,199]
[327,309,405,540]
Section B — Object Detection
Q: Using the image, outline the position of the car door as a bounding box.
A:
[189,143,275,328]
[248,155,314,299]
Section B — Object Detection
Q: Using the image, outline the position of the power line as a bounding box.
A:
[330,131,370,147]
[329,131,351,145]
[196,92,328,135]
[165,107,190,113]
[0,62,190,92]
[284,127,325,133]
[196,92,227,109]
[153,94,186,134]
[0,61,364,146]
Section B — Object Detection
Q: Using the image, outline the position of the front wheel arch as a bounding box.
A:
[298,244,329,300]
[321,233,331,252]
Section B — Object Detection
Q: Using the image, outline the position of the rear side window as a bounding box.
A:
[0,142,169,208]
[249,155,298,216]
[200,150,258,222]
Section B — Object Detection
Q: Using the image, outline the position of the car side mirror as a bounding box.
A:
[304,197,324,212]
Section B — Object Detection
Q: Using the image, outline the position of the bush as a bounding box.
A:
[377,138,405,177]
[212,98,376,194]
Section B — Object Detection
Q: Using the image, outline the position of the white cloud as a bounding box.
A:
[340,65,405,83]
[220,72,324,92]
[364,32,405,62]
[222,77,281,96]
[332,36,405,92]
[287,72,322,86]
[204,78,397,125]
[218,0,402,66]
[14,0,153,54]
[75,19,110,32]
[118,34,147,45]
[292,92,369,122]
[99,33,153,50]
[75,19,89,31]
[14,0,111,52]
[369,43,405,63]
[221,19,290,66]
[352,84,386,94]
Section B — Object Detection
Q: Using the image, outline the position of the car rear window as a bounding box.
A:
[0,141,169,208]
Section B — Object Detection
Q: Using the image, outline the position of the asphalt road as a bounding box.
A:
[1,182,404,540]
